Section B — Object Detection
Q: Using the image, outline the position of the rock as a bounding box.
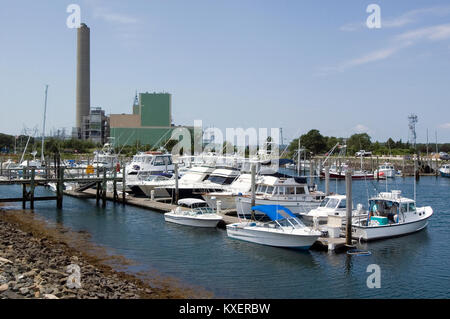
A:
[0,283,8,292]
[19,287,29,295]
[0,257,13,264]
[43,294,59,299]
[34,291,40,298]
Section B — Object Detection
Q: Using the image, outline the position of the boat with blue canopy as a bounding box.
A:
[226,205,322,249]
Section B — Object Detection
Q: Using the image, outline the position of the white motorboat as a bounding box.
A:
[133,175,173,198]
[126,151,174,185]
[164,198,223,228]
[439,164,450,178]
[235,176,325,216]
[352,190,433,241]
[300,194,366,226]
[374,162,396,178]
[160,166,238,200]
[92,143,119,169]
[202,173,252,209]
[226,205,322,249]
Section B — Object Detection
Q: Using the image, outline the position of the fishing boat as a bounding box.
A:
[320,163,382,180]
[235,176,325,216]
[164,198,223,228]
[374,162,396,178]
[351,190,433,241]
[226,205,322,249]
[439,164,450,177]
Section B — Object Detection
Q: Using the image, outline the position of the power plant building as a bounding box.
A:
[110,92,193,147]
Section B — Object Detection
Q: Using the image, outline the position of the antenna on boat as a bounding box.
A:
[41,85,48,163]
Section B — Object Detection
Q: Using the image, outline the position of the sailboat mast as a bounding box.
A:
[41,85,48,163]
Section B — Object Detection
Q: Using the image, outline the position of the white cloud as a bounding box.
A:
[318,23,450,75]
[439,123,450,129]
[354,124,370,134]
[396,23,450,42]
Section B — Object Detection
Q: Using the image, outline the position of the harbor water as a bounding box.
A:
[0,175,449,298]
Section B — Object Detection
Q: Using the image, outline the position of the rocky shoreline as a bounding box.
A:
[0,209,209,299]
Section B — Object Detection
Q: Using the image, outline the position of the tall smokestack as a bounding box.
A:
[75,23,90,137]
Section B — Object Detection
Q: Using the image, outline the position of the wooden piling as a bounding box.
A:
[325,166,330,196]
[113,169,118,202]
[122,165,126,204]
[96,166,100,205]
[30,168,35,209]
[57,166,63,209]
[22,183,26,209]
[174,163,179,204]
[345,170,353,246]
[251,163,256,220]
[102,168,107,208]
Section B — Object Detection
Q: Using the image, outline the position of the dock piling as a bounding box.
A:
[345,170,353,246]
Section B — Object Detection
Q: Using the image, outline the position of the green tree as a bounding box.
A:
[347,133,371,155]
[299,130,327,155]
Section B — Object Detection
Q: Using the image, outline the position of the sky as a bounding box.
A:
[1,0,450,144]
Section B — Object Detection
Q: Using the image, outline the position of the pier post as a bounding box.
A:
[113,168,118,202]
[96,166,100,206]
[376,156,379,181]
[318,160,322,179]
[102,168,107,208]
[435,157,438,177]
[30,168,35,209]
[325,166,330,196]
[174,163,179,204]
[122,165,126,205]
[402,156,405,177]
[57,166,63,209]
[22,183,26,209]
[345,170,353,246]
[251,163,256,220]
[309,159,313,184]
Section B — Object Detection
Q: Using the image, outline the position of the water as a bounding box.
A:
[1,175,449,298]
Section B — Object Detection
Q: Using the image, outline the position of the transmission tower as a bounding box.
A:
[408,114,418,149]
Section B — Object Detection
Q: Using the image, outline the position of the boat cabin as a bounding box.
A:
[368,190,416,225]
[255,177,324,200]
[177,198,215,214]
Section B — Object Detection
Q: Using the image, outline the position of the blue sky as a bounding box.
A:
[1,0,450,143]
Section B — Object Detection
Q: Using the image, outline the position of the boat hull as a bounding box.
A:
[352,214,431,241]
[164,213,222,228]
[226,224,319,249]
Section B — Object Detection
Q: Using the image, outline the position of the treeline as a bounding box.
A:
[287,129,450,158]
[0,133,101,155]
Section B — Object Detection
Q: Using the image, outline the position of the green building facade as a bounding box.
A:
[110,92,192,148]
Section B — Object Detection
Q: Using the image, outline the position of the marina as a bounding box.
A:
[2,0,450,304]
[0,173,448,298]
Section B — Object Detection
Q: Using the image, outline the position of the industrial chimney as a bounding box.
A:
[75,23,90,138]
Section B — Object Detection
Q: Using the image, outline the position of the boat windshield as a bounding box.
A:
[207,175,236,185]
[275,217,305,229]
[194,207,215,214]
[326,198,339,209]
[320,197,330,207]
